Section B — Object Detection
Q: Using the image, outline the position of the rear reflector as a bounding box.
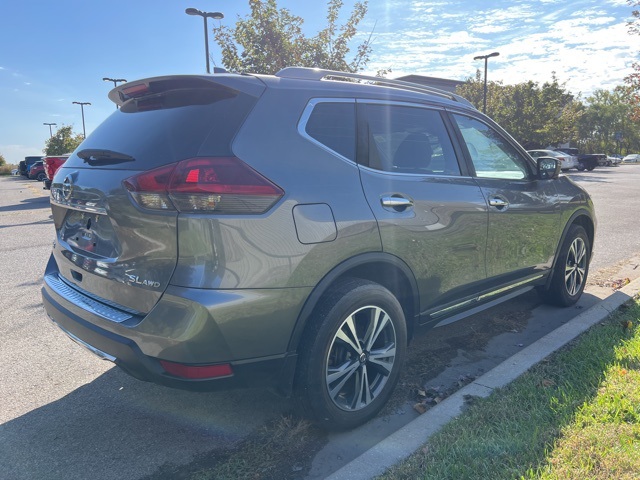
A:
[160,360,233,379]
[123,157,284,214]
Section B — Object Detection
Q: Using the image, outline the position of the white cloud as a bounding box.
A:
[364,0,640,97]
[0,144,43,165]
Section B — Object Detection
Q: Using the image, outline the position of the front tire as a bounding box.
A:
[540,225,590,307]
[294,279,407,430]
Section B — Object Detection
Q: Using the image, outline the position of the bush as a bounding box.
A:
[0,164,17,176]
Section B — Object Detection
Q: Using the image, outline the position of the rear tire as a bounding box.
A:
[294,278,407,430]
[540,225,590,307]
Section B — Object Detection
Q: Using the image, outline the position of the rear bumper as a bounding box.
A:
[41,265,307,395]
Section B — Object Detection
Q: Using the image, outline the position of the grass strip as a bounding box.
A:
[380,299,640,480]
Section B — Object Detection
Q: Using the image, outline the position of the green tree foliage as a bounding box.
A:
[456,73,581,149]
[625,0,640,120]
[213,0,372,74]
[0,152,5,166]
[44,125,83,156]
[579,87,639,155]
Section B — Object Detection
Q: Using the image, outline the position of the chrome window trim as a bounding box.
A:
[357,163,473,179]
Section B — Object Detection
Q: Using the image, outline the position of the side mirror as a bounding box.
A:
[537,157,560,180]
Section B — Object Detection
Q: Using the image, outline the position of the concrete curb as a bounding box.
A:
[327,278,640,480]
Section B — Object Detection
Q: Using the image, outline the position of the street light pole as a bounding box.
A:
[72,101,91,139]
[473,51,500,114]
[103,77,127,109]
[43,122,57,138]
[185,8,224,74]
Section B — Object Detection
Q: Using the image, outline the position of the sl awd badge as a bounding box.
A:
[125,273,161,288]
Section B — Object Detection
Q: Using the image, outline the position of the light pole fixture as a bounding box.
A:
[185,8,224,74]
[102,77,127,87]
[43,122,57,138]
[72,101,91,139]
[103,77,127,109]
[473,51,500,114]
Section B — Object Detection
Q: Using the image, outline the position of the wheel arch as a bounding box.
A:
[287,252,420,354]
[544,209,595,290]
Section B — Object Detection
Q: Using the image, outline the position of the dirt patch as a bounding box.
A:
[384,294,536,416]
[144,416,327,480]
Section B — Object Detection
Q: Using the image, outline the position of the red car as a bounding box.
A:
[28,161,46,181]
[43,154,70,189]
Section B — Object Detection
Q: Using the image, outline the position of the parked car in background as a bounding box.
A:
[623,154,640,163]
[28,160,46,181]
[19,156,43,177]
[607,154,622,166]
[554,148,598,171]
[42,67,596,430]
[595,154,609,167]
[527,149,577,171]
[43,154,70,189]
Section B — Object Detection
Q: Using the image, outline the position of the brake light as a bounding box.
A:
[123,157,284,214]
[121,83,149,97]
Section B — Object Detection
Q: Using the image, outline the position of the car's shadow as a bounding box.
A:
[0,196,50,213]
[1,365,291,480]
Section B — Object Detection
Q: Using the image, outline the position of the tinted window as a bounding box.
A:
[63,87,258,170]
[453,114,530,180]
[361,104,460,175]
[305,102,356,161]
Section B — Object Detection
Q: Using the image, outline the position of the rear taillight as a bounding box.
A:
[123,157,284,214]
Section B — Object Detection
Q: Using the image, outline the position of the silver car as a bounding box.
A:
[42,68,595,430]
[528,149,578,171]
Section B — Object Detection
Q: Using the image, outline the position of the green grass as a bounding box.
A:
[380,299,640,480]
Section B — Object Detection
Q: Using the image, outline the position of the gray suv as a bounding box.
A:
[42,68,595,430]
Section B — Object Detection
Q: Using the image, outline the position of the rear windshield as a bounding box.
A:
[63,86,259,170]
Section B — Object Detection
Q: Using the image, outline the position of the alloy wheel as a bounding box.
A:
[565,237,587,296]
[325,305,397,411]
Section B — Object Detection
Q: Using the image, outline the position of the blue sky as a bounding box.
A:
[1,0,637,164]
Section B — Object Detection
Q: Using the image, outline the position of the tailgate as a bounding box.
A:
[48,74,265,314]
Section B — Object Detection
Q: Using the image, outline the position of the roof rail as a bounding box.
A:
[275,67,473,107]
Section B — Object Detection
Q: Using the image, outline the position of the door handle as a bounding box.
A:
[488,196,509,209]
[381,196,414,209]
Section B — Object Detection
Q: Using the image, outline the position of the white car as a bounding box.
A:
[527,149,577,171]
[607,155,622,166]
[623,154,640,163]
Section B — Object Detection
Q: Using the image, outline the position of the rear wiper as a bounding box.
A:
[78,149,135,165]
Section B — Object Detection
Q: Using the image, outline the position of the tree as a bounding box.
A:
[456,74,582,149]
[625,1,640,120]
[44,125,83,156]
[213,0,372,75]
[576,87,635,154]
[0,152,5,166]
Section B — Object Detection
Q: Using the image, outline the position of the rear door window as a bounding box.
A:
[360,103,461,176]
